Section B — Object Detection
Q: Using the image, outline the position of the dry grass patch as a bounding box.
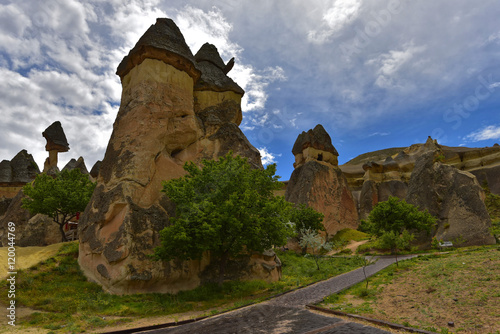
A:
[320,247,500,334]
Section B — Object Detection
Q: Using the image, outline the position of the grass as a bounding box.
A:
[0,242,361,333]
[331,228,369,242]
[319,246,500,334]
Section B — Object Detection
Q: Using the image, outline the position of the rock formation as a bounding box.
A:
[62,157,89,175]
[285,125,358,236]
[78,18,278,295]
[42,121,69,174]
[89,160,101,181]
[0,149,40,219]
[342,136,500,219]
[0,190,60,247]
[406,150,496,246]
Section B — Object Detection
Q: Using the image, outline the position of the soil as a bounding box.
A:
[327,239,368,256]
[330,249,500,333]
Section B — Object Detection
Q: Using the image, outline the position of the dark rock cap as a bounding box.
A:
[194,43,226,70]
[0,160,12,183]
[62,157,89,174]
[116,18,200,81]
[292,124,339,156]
[42,121,69,152]
[193,43,244,95]
[3,150,40,183]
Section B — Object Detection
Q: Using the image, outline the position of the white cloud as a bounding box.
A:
[308,0,362,43]
[367,43,426,89]
[258,147,281,166]
[368,132,390,137]
[465,125,500,142]
[175,6,287,112]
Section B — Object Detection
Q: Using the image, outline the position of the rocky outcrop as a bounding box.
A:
[342,137,500,219]
[0,150,40,199]
[78,18,278,295]
[0,190,60,247]
[285,125,358,236]
[62,157,89,175]
[292,124,339,168]
[89,160,101,181]
[42,121,69,174]
[406,151,496,246]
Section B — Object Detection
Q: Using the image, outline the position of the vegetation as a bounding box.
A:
[359,197,436,263]
[319,246,500,333]
[289,203,325,237]
[482,182,500,242]
[154,153,294,285]
[331,228,369,242]
[298,228,332,270]
[0,242,362,333]
[22,169,96,242]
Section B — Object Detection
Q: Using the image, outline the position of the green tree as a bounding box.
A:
[22,169,96,242]
[154,153,293,285]
[362,197,436,263]
[288,204,325,246]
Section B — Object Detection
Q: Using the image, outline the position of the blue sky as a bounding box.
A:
[1,0,499,180]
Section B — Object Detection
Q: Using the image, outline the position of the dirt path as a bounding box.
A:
[327,240,369,256]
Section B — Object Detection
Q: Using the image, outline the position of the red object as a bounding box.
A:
[76,212,80,221]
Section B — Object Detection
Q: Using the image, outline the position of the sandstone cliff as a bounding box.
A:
[406,151,496,246]
[342,137,500,219]
[78,18,279,295]
[285,125,358,235]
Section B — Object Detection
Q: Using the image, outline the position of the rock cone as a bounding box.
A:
[78,18,278,294]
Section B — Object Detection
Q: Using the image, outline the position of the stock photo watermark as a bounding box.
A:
[6,221,16,327]
[432,73,499,143]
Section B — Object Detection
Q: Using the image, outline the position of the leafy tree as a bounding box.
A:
[361,197,436,263]
[298,228,332,270]
[22,169,96,242]
[154,153,293,285]
[289,204,325,236]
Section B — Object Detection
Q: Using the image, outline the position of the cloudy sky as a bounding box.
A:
[1,0,499,180]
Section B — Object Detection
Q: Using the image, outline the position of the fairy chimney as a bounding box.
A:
[42,121,69,173]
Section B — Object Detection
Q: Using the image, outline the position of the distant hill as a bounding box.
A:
[343,147,406,166]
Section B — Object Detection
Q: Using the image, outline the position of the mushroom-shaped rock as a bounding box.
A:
[194,43,244,94]
[292,124,338,156]
[116,18,200,81]
[286,125,358,234]
[193,43,244,125]
[78,18,273,295]
[292,124,339,168]
[42,121,69,153]
[42,121,69,173]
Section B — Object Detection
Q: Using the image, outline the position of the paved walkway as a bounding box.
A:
[142,255,415,334]
[143,255,417,334]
